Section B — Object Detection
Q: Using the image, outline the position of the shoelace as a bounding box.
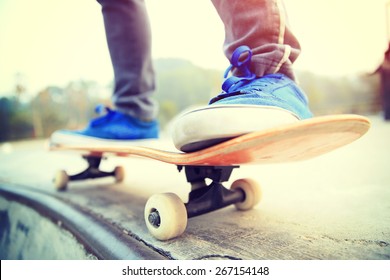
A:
[90,105,116,127]
[209,46,257,104]
[209,45,282,105]
[221,45,256,93]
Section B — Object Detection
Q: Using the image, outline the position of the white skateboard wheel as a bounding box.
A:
[114,166,125,182]
[144,193,187,241]
[231,178,262,211]
[54,170,69,191]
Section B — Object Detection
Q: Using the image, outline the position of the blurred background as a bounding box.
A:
[0,0,389,142]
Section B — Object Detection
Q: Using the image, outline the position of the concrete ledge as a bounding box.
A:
[0,183,166,260]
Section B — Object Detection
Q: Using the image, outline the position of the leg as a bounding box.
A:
[172,0,312,152]
[51,0,159,145]
[97,0,157,120]
[211,0,300,81]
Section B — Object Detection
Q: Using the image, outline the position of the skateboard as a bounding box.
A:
[50,114,370,240]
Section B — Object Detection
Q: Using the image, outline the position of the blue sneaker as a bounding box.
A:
[172,45,313,152]
[51,105,159,145]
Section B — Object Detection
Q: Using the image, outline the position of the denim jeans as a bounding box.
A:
[97,0,301,119]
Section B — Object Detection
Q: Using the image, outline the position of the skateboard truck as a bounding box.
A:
[70,156,114,180]
[145,165,262,241]
[53,155,124,191]
[180,165,243,218]
[147,165,242,227]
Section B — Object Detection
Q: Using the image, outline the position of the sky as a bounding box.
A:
[0,0,388,96]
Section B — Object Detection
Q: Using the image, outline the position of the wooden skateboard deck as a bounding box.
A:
[50,114,370,240]
[50,114,370,165]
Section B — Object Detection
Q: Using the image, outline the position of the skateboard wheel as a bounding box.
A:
[144,193,187,241]
[54,170,69,191]
[114,166,125,182]
[231,178,262,211]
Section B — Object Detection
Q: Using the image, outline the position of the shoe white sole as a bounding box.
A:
[172,104,299,152]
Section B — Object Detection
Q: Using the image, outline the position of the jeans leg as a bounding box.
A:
[211,0,300,81]
[97,0,157,120]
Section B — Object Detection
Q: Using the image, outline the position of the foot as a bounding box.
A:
[50,105,159,145]
[172,46,313,152]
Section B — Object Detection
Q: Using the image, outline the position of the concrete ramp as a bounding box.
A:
[0,184,165,260]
